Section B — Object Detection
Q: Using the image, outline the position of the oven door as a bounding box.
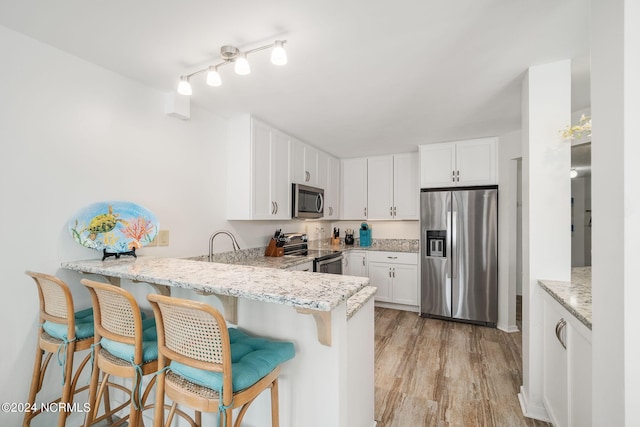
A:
[315,255,344,274]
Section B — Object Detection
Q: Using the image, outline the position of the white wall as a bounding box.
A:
[519,59,571,421]
[497,130,522,332]
[0,25,302,425]
[590,0,640,424]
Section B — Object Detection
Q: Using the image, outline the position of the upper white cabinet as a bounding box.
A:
[341,158,368,219]
[324,155,340,219]
[367,153,419,220]
[419,137,497,188]
[291,140,319,186]
[226,115,291,220]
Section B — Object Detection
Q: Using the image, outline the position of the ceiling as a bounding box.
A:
[0,0,590,158]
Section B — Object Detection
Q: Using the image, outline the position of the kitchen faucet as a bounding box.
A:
[208,230,241,262]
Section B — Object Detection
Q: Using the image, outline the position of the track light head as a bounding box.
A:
[206,66,222,87]
[177,76,192,96]
[271,40,287,65]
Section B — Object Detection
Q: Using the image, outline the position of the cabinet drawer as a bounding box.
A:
[367,251,417,264]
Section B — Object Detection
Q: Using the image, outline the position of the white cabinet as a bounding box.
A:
[227,115,290,220]
[366,156,394,220]
[344,250,367,277]
[419,137,497,188]
[324,156,340,219]
[541,290,592,427]
[367,153,419,220]
[341,158,368,219]
[367,252,418,307]
[291,140,319,186]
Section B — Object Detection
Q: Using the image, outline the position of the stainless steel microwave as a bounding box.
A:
[292,183,324,219]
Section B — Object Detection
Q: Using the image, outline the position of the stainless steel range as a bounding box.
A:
[282,233,343,274]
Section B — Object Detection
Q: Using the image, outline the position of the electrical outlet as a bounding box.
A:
[158,230,170,246]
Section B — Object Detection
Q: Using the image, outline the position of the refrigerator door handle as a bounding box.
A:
[446,212,452,278]
[451,210,458,280]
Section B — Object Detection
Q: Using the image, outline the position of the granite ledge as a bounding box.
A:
[538,267,592,330]
[347,286,377,320]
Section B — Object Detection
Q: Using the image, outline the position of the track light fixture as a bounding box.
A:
[177,40,287,96]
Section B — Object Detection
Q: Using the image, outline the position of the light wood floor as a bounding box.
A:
[374,307,550,427]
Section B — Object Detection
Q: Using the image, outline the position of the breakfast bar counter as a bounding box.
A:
[61,256,375,427]
[62,256,369,312]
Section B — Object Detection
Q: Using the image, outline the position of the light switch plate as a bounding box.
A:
[147,234,158,247]
[158,230,170,246]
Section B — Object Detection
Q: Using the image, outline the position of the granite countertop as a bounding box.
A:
[347,286,377,320]
[62,256,369,312]
[538,267,592,330]
[186,238,419,270]
[311,238,419,253]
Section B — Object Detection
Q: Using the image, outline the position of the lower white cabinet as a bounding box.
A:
[367,251,418,307]
[541,289,592,427]
[344,250,368,277]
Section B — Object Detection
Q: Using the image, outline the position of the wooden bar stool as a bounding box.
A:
[24,271,96,427]
[81,278,159,427]
[147,293,295,427]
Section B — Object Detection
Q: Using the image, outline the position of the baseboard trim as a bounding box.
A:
[374,301,419,312]
[518,386,551,422]
[498,323,520,333]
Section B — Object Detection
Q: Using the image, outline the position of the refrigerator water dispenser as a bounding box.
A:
[426,230,446,257]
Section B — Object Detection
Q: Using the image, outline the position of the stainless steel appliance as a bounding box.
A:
[292,183,324,219]
[420,186,498,326]
[282,232,343,274]
[313,251,343,274]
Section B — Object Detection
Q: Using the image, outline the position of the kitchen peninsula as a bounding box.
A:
[62,256,376,427]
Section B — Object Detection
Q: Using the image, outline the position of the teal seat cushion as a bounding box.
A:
[42,307,94,340]
[100,316,158,363]
[170,328,295,392]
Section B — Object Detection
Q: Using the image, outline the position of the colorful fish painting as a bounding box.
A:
[69,201,159,253]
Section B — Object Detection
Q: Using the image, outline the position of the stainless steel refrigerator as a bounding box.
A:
[420,186,498,326]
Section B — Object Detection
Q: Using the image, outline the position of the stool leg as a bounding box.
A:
[83,351,102,427]
[128,369,143,427]
[102,375,113,425]
[56,341,76,427]
[23,344,44,427]
[153,370,165,427]
[271,378,280,427]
